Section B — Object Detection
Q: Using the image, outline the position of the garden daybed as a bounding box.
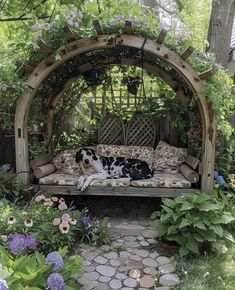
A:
[32,142,200,197]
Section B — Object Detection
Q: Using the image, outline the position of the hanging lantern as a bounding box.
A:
[123,76,140,95]
[83,68,105,87]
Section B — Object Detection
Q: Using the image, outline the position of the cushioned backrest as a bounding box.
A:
[53,148,81,175]
[153,140,187,173]
[97,144,154,167]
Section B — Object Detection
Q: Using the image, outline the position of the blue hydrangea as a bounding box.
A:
[25,235,37,251]
[45,252,64,271]
[8,234,26,255]
[47,273,65,290]
[0,279,9,290]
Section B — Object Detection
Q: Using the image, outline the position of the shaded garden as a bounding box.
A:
[0,0,235,289]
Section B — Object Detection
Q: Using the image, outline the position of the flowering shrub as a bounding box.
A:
[0,245,82,289]
[7,233,37,255]
[0,196,110,253]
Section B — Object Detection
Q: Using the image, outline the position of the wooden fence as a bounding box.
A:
[0,130,15,170]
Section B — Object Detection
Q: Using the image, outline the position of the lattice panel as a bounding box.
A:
[126,112,156,147]
[98,115,125,145]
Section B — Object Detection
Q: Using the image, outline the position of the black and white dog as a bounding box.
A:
[75,148,153,191]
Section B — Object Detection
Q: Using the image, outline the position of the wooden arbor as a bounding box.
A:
[15,20,216,194]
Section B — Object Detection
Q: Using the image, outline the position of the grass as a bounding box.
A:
[177,245,235,290]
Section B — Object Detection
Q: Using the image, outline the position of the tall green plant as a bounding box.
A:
[0,168,23,201]
[151,193,235,256]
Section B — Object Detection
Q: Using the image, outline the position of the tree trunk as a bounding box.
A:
[207,0,235,68]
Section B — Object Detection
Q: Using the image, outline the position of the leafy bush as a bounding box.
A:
[0,168,23,201]
[0,245,82,290]
[0,196,110,253]
[151,193,235,256]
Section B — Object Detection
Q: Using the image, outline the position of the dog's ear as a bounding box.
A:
[90,148,98,161]
[75,149,83,163]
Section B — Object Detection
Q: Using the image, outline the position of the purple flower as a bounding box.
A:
[94,220,100,228]
[45,252,64,271]
[47,273,65,290]
[0,279,8,290]
[129,15,138,23]
[25,235,37,251]
[8,234,26,255]
[82,216,90,228]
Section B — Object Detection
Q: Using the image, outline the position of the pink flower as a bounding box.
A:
[7,216,16,224]
[44,200,53,207]
[62,213,70,221]
[51,197,58,202]
[35,194,45,202]
[59,222,70,234]
[24,218,33,227]
[58,202,68,211]
[53,218,61,226]
[69,218,77,225]
[59,198,65,203]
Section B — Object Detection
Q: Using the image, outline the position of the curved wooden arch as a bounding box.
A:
[15,34,215,193]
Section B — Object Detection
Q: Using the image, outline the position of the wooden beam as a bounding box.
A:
[63,26,76,41]
[37,39,52,54]
[180,45,194,60]
[93,19,103,34]
[199,66,218,80]
[125,20,133,34]
[15,60,34,74]
[157,28,168,44]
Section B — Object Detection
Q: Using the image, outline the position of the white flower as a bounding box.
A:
[24,218,33,227]
[69,218,77,225]
[51,196,58,202]
[7,216,16,224]
[0,235,7,243]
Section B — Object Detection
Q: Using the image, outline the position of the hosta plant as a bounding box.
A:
[151,193,235,256]
[0,245,82,290]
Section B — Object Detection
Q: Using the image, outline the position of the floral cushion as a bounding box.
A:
[53,149,81,175]
[130,173,191,188]
[39,171,78,185]
[153,141,187,173]
[97,144,154,167]
[39,171,130,187]
[90,178,130,187]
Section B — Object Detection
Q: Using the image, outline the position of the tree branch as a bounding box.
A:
[0,15,49,22]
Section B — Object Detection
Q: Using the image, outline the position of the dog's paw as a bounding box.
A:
[77,177,84,190]
[81,185,88,192]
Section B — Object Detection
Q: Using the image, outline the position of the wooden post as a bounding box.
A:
[93,20,103,34]
[125,21,133,34]
[180,46,194,60]
[157,28,168,44]
[199,66,218,80]
[37,39,52,54]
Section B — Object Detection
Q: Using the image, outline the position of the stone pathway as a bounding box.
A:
[76,219,180,290]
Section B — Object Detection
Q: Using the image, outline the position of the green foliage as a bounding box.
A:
[216,139,235,177]
[0,245,82,290]
[28,137,47,159]
[151,193,235,257]
[0,168,23,201]
[0,197,110,253]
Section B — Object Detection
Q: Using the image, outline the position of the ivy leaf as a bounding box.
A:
[179,246,189,256]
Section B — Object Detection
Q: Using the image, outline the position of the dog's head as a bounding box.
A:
[75,148,98,168]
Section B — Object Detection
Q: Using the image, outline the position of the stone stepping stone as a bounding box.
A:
[139,275,155,288]
[85,266,96,272]
[130,255,141,261]
[84,260,91,266]
[84,251,98,261]
[99,276,111,282]
[115,224,145,230]
[137,235,145,241]
[110,259,121,267]
[159,274,180,286]
[154,287,170,290]
[109,279,122,289]
[104,252,118,260]
[96,265,116,277]
[143,267,157,276]
[159,264,176,274]
[147,238,156,244]
[126,260,144,269]
[116,273,127,280]
[120,251,130,259]
[142,258,159,268]
[124,236,136,241]
[123,277,137,287]
[140,241,149,247]
[136,249,149,258]
[156,257,171,265]
[125,241,140,248]
[142,229,158,239]
[94,283,108,290]
[118,266,129,272]
[83,272,100,281]
[94,256,107,264]
[80,281,98,290]
[149,252,159,259]
[120,288,134,290]
[129,269,141,278]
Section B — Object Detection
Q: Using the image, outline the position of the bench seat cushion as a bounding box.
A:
[130,173,191,188]
[39,171,131,187]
